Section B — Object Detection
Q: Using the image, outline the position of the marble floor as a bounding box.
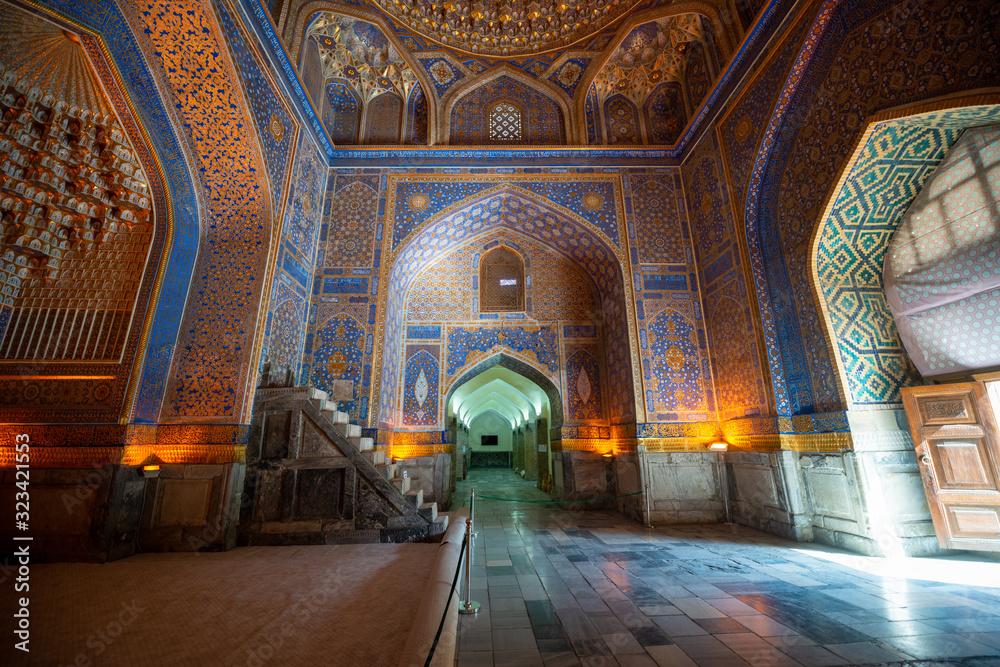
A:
[454,468,1000,667]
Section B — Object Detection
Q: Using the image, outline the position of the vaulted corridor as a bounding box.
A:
[455,469,1000,666]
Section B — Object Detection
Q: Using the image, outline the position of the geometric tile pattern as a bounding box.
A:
[446,325,559,376]
[134,0,272,421]
[421,58,464,96]
[643,82,686,146]
[605,94,639,145]
[261,278,307,379]
[630,175,686,264]
[310,314,366,418]
[565,347,604,422]
[405,231,598,322]
[705,277,767,421]
[394,226,604,430]
[647,302,707,416]
[402,345,439,426]
[719,10,809,208]
[215,0,295,220]
[324,175,380,267]
[684,131,770,423]
[585,84,600,144]
[325,81,360,144]
[283,133,325,265]
[406,85,428,144]
[547,58,590,98]
[886,122,1000,378]
[391,178,620,249]
[450,76,565,145]
[684,41,712,111]
[745,0,1000,416]
[817,123,959,406]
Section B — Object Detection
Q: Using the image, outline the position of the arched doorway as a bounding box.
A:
[445,353,564,493]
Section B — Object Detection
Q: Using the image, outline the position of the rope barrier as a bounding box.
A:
[423,532,468,667]
[476,491,644,504]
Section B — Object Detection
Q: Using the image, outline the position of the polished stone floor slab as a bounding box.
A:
[455,468,1000,667]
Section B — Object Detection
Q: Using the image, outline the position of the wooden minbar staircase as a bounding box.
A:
[239,386,447,544]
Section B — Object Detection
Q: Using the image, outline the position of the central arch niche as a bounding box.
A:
[445,354,563,486]
[374,188,635,434]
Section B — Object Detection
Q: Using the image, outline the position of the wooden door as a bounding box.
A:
[902,383,1000,552]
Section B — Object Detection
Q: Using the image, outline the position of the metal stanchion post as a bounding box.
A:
[460,487,480,614]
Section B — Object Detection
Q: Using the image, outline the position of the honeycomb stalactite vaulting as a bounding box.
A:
[373,0,644,58]
[0,65,152,361]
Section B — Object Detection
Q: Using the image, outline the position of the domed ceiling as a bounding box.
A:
[373,0,647,58]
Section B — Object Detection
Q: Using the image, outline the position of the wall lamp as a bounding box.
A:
[708,441,728,451]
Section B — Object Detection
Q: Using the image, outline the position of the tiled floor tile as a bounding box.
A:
[494,649,545,667]
[781,645,847,666]
[882,632,998,659]
[459,650,496,666]
[824,641,907,663]
[645,644,698,667]
[716,632,803,666]
[650,614,709,637]
[602,631,647,655]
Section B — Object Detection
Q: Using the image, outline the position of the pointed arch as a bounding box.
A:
[364,90,402,144]
[374,186,640,429]
[324,79,361,143]
[285,2,440,143]
[444,352,564,429]
[604,94,639,145]
[743,0,1000,416]
[441,64,574,144]
[572,2,737,141]
[480,245,525,312]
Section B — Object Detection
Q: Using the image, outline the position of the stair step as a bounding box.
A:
[428,514,449,536]
[329,410,350,426]
[335,421,361,438]
[418,502,438,522]
[403,489,423,508]
[377,463,398,480]
[390,475,410,494]
[358,437,374,452]
[360,450,386,466]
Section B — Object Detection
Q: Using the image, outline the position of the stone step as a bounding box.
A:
[403,489,423,508]
[418,502,438,522]
[335,422,361,439]
[390,475,410,494]
[377,463,397,480]
[358,437,374,452]
[360,450,386,466]
[328,410,350,426]
[428,514,449,536]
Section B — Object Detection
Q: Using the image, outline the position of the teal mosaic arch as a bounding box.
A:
[813,105,1000,408]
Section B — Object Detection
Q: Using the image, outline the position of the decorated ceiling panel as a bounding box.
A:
[307,11,427,144]
[370,0,647,59]
[586,13,720,145]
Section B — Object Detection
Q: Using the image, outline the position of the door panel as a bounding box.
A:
[902,382,1000,552]
[930,438,998,490]
[947,506,1000,539]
